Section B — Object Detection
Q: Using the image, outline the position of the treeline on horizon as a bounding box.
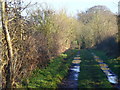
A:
[0,0,119,88]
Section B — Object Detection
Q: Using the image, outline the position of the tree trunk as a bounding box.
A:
[1,1,13,88]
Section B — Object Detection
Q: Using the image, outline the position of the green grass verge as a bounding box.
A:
[22,49,78,88]
[91,49,120,78]
[78,49,112,88]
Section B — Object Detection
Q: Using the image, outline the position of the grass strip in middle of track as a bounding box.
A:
[78,49,112,88]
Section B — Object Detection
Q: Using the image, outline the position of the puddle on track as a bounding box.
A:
[58,51,81,89]
[92,53,120,89]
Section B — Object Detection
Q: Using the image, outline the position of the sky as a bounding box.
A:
[24,0,120,16]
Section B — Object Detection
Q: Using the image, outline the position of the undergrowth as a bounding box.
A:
[22,49,78,88]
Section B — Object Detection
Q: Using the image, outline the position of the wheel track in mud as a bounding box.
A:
[92,52,120,89]
[58,51,81,89]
